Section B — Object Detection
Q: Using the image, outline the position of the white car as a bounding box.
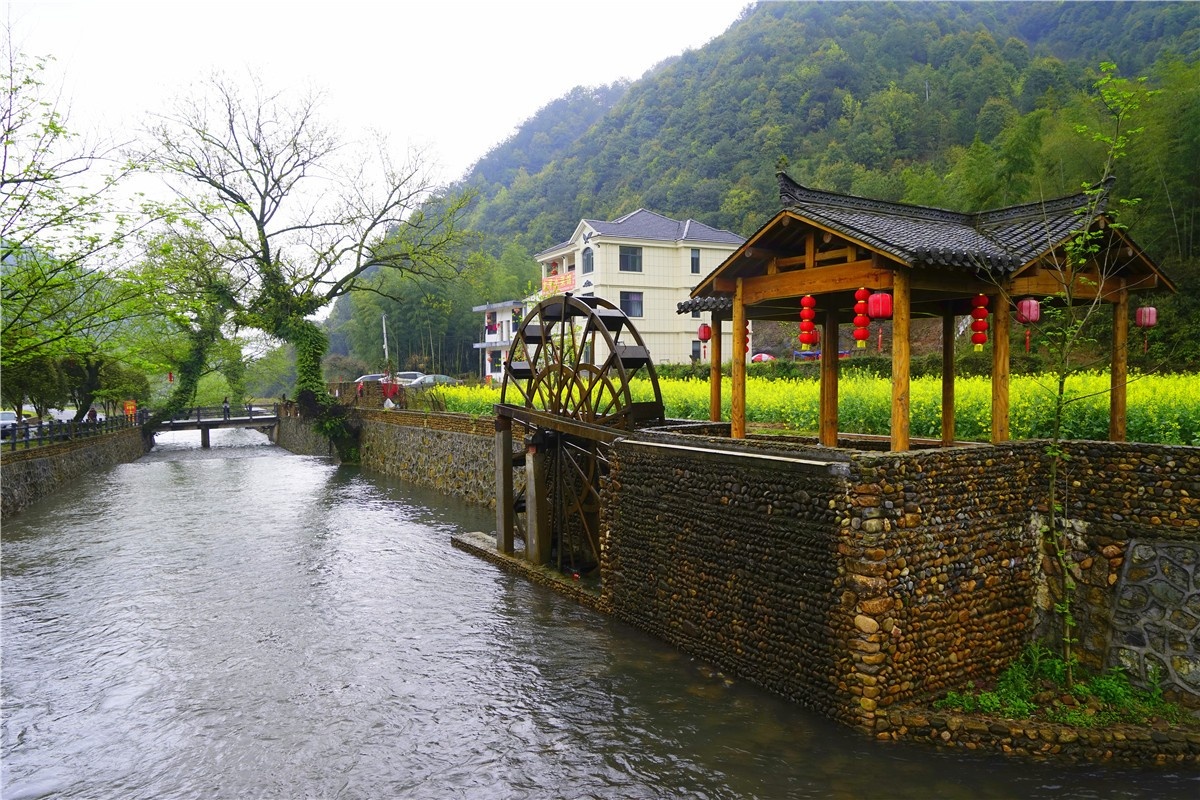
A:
[0,410,18,438]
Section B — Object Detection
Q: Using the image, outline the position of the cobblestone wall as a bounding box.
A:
[601,436,1200,732]
[1046,442,1200,705]
[356,410,502,507]
[1,430,148,516]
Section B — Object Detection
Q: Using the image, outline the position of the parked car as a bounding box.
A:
[354,371,426,385]
[407,374,461,389]
[354,373,388,383]
[0,410,18,438]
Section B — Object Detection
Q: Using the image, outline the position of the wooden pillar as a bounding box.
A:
[1110,283,1129,441]
[731,279,747,439]
[941,303,956,446]
[820,307,839,447]
[200,426,210,449]
[890,269,911,452]
[495,415,514,553]
[524,434,551,564]
[709,317,723,423]
[991,291,1011,444]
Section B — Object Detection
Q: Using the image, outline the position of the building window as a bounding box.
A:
[582,247,594,274]
[691,309,701,319]
[619,246,642,272]
[619,291,643,317]
[691,248,701,274]
[691,340,702,362]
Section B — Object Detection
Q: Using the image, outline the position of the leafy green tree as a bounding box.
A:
[1,37,151,371]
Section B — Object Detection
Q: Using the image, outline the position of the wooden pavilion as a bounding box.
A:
[679,172,1175,451]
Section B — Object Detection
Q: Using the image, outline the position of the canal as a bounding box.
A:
[2,429,1196,799]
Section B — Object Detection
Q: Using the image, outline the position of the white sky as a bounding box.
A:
[7,0,749,185]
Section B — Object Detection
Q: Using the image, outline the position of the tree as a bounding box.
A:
[140,74,471,404]
[1015,63,1155,685]
[1,36,152,371]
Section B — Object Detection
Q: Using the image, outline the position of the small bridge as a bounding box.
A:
[151,405,279,448]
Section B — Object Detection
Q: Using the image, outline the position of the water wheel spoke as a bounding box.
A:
[500,294,664,576]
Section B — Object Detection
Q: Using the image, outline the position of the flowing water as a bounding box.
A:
[2,429,1196,799]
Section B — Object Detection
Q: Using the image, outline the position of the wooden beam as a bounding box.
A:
[495,416,514,553]
[805,230,815,270]
[1110,282,1129,441]
[710,317,723,423]
[941,304,956,446]
[1008,270,1155,301]
[731,279,747,439]
[820,307,839,447]
[891,269,911,452]
[991,291,1011,444]
[741,260,893,306]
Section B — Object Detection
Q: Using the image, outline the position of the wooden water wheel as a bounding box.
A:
[496,294,664,574]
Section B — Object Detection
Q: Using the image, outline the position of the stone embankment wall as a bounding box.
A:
[356,409,501,506]
[275,415,338,459]
[280,407,1199,763]
[0,430,148,516]
[1043,442,1200,705]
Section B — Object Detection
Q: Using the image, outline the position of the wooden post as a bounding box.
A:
[1110,283,1129,441]
[525,434,551,564]
[991,291,1011,444]
[709,317,723,423]
[731,279,747,439]
[495,415,514,553]
[941,303,956,445]
[890,269,911,452]
[820,306,839,446]
[200,426,210,449]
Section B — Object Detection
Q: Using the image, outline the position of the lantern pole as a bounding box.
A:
[1110,282,1129,442]
[709,317,723,423]
[990,292,1011,444]
[819,307,839,446]
[941,302,956,446]
[731,279,747,439]
[890,269,911,452]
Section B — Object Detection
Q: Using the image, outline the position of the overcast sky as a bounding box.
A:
[8,0,750,185]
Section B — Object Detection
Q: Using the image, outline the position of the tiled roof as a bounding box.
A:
[778,173,1112,272]
[583,208,744,245]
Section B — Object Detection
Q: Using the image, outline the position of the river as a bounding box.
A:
[2,429,1196,799]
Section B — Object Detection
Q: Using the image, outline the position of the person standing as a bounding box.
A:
[222,397,230,420]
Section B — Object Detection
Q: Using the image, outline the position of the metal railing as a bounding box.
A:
[158,404,280,424]
[3,411,150,453]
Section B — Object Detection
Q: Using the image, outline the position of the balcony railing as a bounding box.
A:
[542,272,576,293]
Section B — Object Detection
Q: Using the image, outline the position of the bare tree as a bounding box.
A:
[140,73,471,398]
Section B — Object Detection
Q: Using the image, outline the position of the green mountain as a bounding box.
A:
[455,1,1199,262]
[326,1,1200,375]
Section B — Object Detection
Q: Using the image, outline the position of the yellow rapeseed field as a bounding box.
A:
[438,373,1200,445]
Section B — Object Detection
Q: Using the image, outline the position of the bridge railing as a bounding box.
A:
[159,404,280,424]
[3,410,151,453]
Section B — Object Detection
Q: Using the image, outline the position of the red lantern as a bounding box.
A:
[1135,306,1157,353]
[168,371,174,383]
[970,294,989,351]
[798,295,819,350]
[697,323,712,343]
[1015,297,1040,353]
[1015,297,1040,324]
[867,292,892,320]
[853,287,871,349]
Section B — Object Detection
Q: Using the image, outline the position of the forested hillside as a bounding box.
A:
[324,0,1200,378]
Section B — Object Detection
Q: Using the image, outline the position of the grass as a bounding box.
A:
[933,644,1193,728]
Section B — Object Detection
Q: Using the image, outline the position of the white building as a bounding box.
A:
[532,209,745,365]
[472,300,526,383]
